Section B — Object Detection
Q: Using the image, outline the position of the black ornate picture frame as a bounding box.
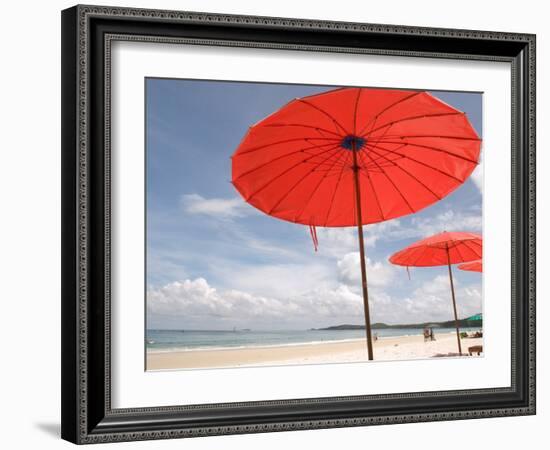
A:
[61,4,536,444]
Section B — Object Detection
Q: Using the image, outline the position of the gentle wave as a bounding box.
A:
[146,337,367,353]
[145,328,479,353]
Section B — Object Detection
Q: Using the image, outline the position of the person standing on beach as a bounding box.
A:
[423,327,430,342]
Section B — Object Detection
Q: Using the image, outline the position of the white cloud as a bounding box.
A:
[312,208,481,255]
[291,284,364,318]
[147,278,290,322]
[232,233,301,259]
[392,275,482,324]
[181,193,253,219]
[363,220,403,246]
[337,252,395,288]
[409,210,482,237]
[470,154,483,194]
[147,277,365,326]
[338,274,482,325]
[148,270,482,328]
[214,261,334,299]
[315,220,402,256]
[315,227,356,256]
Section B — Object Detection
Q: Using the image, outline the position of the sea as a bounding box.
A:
[146,327,481,352]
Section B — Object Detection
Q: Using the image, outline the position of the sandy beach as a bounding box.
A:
[147,332,483,370]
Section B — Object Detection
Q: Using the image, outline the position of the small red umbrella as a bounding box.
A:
[232,87,481,360]
[459,259,482,272]
[389,231,482,354]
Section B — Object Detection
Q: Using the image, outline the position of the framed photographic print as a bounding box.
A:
[61,4,536,444]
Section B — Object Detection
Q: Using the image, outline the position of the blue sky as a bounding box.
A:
[146,78,483,330]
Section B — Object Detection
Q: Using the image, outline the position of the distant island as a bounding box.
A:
[311,319,482,331]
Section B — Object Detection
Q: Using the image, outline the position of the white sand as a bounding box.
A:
[147,332,484,370]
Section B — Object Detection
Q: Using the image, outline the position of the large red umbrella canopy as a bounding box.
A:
[232,87,481,226]
[389,231,482,267]
[232,87,481,361]
[458,259,483,272]
[389,231,483,355]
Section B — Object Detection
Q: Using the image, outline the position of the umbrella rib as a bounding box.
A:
[453,242,470,263]
[363,114,379,144]
[357,151,386,220]
[357,91,422,136]
[448,239,482,263]
[302,146,350,168]
[365,114,396,148]
[237,137,339,156]
[438,237,480,251]
[361,97,400,144]
[358,147,416,212]
[397,246,428,267]
[245,145,341,201]
[365,144,443,201]
[263,123,343,138]
[412,245,436,267]
[441,239,460,250]
[234,141,340,182]
[368,134,481,142]
[323,152,351,226]
[363,112,464,138]
[267,147,344,215]
[364,143,407,166]
[360,148,414,213]
[465,239,483,251]
[367,142,465,184]
[296,98,351,136]
[294,148,350,222]
[364,140,480,164]
[461,239,483,256]
[353,88,362,135]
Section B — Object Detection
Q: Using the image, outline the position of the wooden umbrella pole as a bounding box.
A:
[446,246,462,355]
[351,146,374,360]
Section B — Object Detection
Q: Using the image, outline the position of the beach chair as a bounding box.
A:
[468,345,483,355]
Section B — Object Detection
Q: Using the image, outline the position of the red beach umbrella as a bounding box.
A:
[459,259,482,272]
[232,87,481,360]
[389,231,482,354]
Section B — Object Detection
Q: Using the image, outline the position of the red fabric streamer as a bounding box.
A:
[309,224,319,252]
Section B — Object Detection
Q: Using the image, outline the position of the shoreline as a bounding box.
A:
[146,332,484,370]
[146,333,438,354]
[147,337,376,354]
